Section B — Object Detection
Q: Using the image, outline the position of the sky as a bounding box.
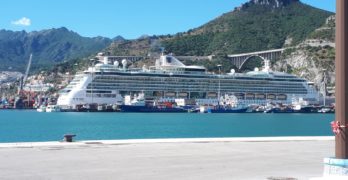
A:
[0,0,336,39]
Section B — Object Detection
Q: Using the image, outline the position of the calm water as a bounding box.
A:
[0,110,335,143]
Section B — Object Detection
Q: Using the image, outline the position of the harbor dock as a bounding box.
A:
[0,137,333,180]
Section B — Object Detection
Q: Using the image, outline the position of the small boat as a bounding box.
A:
[293,105,319,113]
[291,98,318,113]
[318,107,333,113]
[210,106,248,113]
[119,105,187,113]
[76,104,98,112]
[199,105,247,113]
[120,93,187,113]
[199,94,248,113]
[268,107,294,113]
[97,104,117,112]
[37,105,47,112]
[46,105,61,112]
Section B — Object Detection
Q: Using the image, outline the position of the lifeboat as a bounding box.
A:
[165,92,176,97]
[178,92,188,98]
[277,94,287,100]
[207,92,217,98]
[245,93,255,100]
[255,94,266,100]
[267,94,276,100]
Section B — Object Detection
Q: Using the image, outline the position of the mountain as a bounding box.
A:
[112,35,125,42]
[49,0,334,77]
[248,0,299,8]
[101,0,333,74]
[0,27,112,72]
[274,15,335,89]
[162,0,333,56]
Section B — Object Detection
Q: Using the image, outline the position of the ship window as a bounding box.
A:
[184,68,205,72]
[59,89,71,94]
[103,94,114,97]
[166,57,172,63]
[86,90,112,94]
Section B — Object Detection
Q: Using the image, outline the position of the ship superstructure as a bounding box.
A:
[57,54,318,109]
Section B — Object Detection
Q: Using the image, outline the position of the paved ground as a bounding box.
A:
[0,137,334,180]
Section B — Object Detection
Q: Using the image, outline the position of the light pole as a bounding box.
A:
[90,58,96,105]
[321,69,327,107]
[217,64,222,105]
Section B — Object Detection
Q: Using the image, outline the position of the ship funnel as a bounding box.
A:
[122,59,128,69]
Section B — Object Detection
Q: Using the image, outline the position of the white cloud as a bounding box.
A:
[11,17,31,26]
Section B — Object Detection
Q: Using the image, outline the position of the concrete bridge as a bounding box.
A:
[227,48,285,69]
[176,55,214,61]
[96,55,145,63]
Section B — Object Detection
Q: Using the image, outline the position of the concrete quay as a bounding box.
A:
[0,137,334,180]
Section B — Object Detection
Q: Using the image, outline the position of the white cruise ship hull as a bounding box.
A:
[57,55,319,109]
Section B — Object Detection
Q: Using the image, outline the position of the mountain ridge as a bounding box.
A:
[0,0,334,77]
[163,0,333,56]
[17,0,336,92]
[104,0,333,60]
[247,0,300,8]
[0,27,113,72]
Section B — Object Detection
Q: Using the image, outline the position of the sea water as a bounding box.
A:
[0,110,334,143]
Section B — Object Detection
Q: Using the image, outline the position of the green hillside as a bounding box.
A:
[0,27,112,72]
[101,0,332,73]
[104,0,333,56]
[163,0,333,56]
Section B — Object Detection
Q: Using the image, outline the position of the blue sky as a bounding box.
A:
[0,0,335,39]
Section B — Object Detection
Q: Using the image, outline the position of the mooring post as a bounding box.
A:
[335,0,348,160]
[63,134,76,142]
[311,1,348,179]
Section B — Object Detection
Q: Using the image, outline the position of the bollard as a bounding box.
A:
[63,134,76,142]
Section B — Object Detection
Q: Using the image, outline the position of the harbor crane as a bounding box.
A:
[18,53,33,94]
[15,54,33,109]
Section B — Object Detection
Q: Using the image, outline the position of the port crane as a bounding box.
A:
[15,54,33,108]
[17,54,33,94]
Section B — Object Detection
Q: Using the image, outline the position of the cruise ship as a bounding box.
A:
[57,54,318,109]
